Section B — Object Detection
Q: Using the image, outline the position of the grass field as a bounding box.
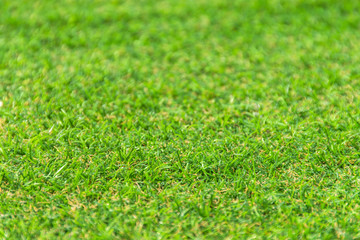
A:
[1,0,360,239]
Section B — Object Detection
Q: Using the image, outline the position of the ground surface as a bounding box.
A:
[1,0,360,239]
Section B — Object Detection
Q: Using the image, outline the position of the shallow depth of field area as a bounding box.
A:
[1,0,360,239]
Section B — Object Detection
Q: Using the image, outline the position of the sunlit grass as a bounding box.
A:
[1,0,360,239]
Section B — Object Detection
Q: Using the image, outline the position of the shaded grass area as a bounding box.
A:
[1,0,360,238]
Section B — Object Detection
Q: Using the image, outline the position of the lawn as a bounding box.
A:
[1,0,360,239]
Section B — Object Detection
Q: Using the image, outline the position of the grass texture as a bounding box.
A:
[1,0,360,239]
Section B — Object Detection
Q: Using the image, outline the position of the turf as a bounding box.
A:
[1,0,360,239]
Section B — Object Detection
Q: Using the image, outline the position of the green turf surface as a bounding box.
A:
[1,0,360,239]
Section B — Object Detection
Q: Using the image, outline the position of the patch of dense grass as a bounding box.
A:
[1,0,360,238]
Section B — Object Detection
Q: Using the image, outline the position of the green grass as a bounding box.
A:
[1,0,360,239]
